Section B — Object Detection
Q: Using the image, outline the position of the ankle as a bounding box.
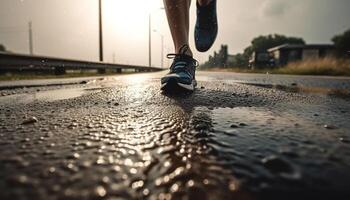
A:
[197,0,212,6]
[183,49,193,57]
[176,45,193,57]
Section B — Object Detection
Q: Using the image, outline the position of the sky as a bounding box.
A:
[0,0,350,67]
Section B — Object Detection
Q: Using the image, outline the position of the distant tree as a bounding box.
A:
[217,45,228,67]
[0,44,6,52]
[227,53,247,67]
[201,45,228,68]
[332,29,350,57]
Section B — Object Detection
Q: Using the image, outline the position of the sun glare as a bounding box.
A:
[106,0,162,20]
[104,0,164,39]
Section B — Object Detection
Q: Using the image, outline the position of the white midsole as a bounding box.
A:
[161,83,167,89]
[177,82,194,91]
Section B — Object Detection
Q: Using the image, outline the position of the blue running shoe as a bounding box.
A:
[161,45,198,92]
[195,0,218,52]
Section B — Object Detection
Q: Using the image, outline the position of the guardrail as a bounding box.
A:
[0,52,163,74]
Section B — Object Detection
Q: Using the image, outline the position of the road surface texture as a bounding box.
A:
[0,71,350,200]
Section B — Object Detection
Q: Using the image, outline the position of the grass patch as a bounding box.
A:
[200,58,350,76]
[275,58,350,76]
[200,67,271,74]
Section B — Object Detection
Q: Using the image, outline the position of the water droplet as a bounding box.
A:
[187,180,194,187]
[262,155,293,174]
[143,188,150,196]
[8,174,29,185]
[102,176,110,183]
[163,175,170,183]
[130,168,137,174]
[339,137,349,143]
[95,186,106,197]
[164,161,171,167]
[158,193,171,200]
[155,178,162,186]
[22,117,38,125]
[324,124,337,130]
[230,124,239,128]
[228,181,237,191]
[67,153,80,159]
[170,183,179,192]
[239,122,247,126]
[131,180,144,189]
[124,158,133,166]
[112,166,121,172]
[48,167,56,173]
[96,157,105,165]
[203,179,209,185]
[68,123,78,129]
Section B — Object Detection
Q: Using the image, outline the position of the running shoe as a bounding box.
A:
[161,45,198,92]
[194,0,218,52]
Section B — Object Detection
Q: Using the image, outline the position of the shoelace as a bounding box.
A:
[166,45,191,59]
[166,45,199,71]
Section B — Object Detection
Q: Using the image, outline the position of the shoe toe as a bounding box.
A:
[195,28,218,52]
[162,72,192,85]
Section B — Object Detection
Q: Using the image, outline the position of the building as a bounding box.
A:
[248,51,274,69]
[268,44,335,66]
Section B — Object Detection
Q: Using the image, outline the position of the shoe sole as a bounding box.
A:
[195,0,218,52]
[161,79,196,92]
[195,30,218,52]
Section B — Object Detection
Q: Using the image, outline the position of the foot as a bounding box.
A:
[161,45,198,92]
[195,0,218,52]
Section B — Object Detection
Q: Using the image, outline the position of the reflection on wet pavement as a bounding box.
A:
[0,72,350,200]
[240,82,350,99]
[0,87,102,104]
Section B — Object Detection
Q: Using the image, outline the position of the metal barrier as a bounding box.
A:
[0,52,163,74]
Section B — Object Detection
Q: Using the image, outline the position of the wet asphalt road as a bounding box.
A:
[0,71,350,200]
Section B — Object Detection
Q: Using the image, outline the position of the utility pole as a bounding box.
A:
[149,8,164,67]
[148,14,152,67]
[160,34,164,68]
[28,21,33,55]
[98,0,103,62]
[153,29,165,68]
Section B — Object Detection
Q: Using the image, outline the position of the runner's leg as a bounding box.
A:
[163,0,193,56]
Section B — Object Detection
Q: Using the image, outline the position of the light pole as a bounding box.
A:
[149,7,164,67]
[28,21,33,55]
[153,29,165,68]
[148,13,151,67]
[160,34,164,68]
[98,0,103,62]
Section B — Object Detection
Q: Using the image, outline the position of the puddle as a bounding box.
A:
[32,88,94,102]
[189,106,349,194]
[206,105,347,136]
[0,87,101,104]
[191,105,348,158]
[240,82,350,99]
[193,106,310,138]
